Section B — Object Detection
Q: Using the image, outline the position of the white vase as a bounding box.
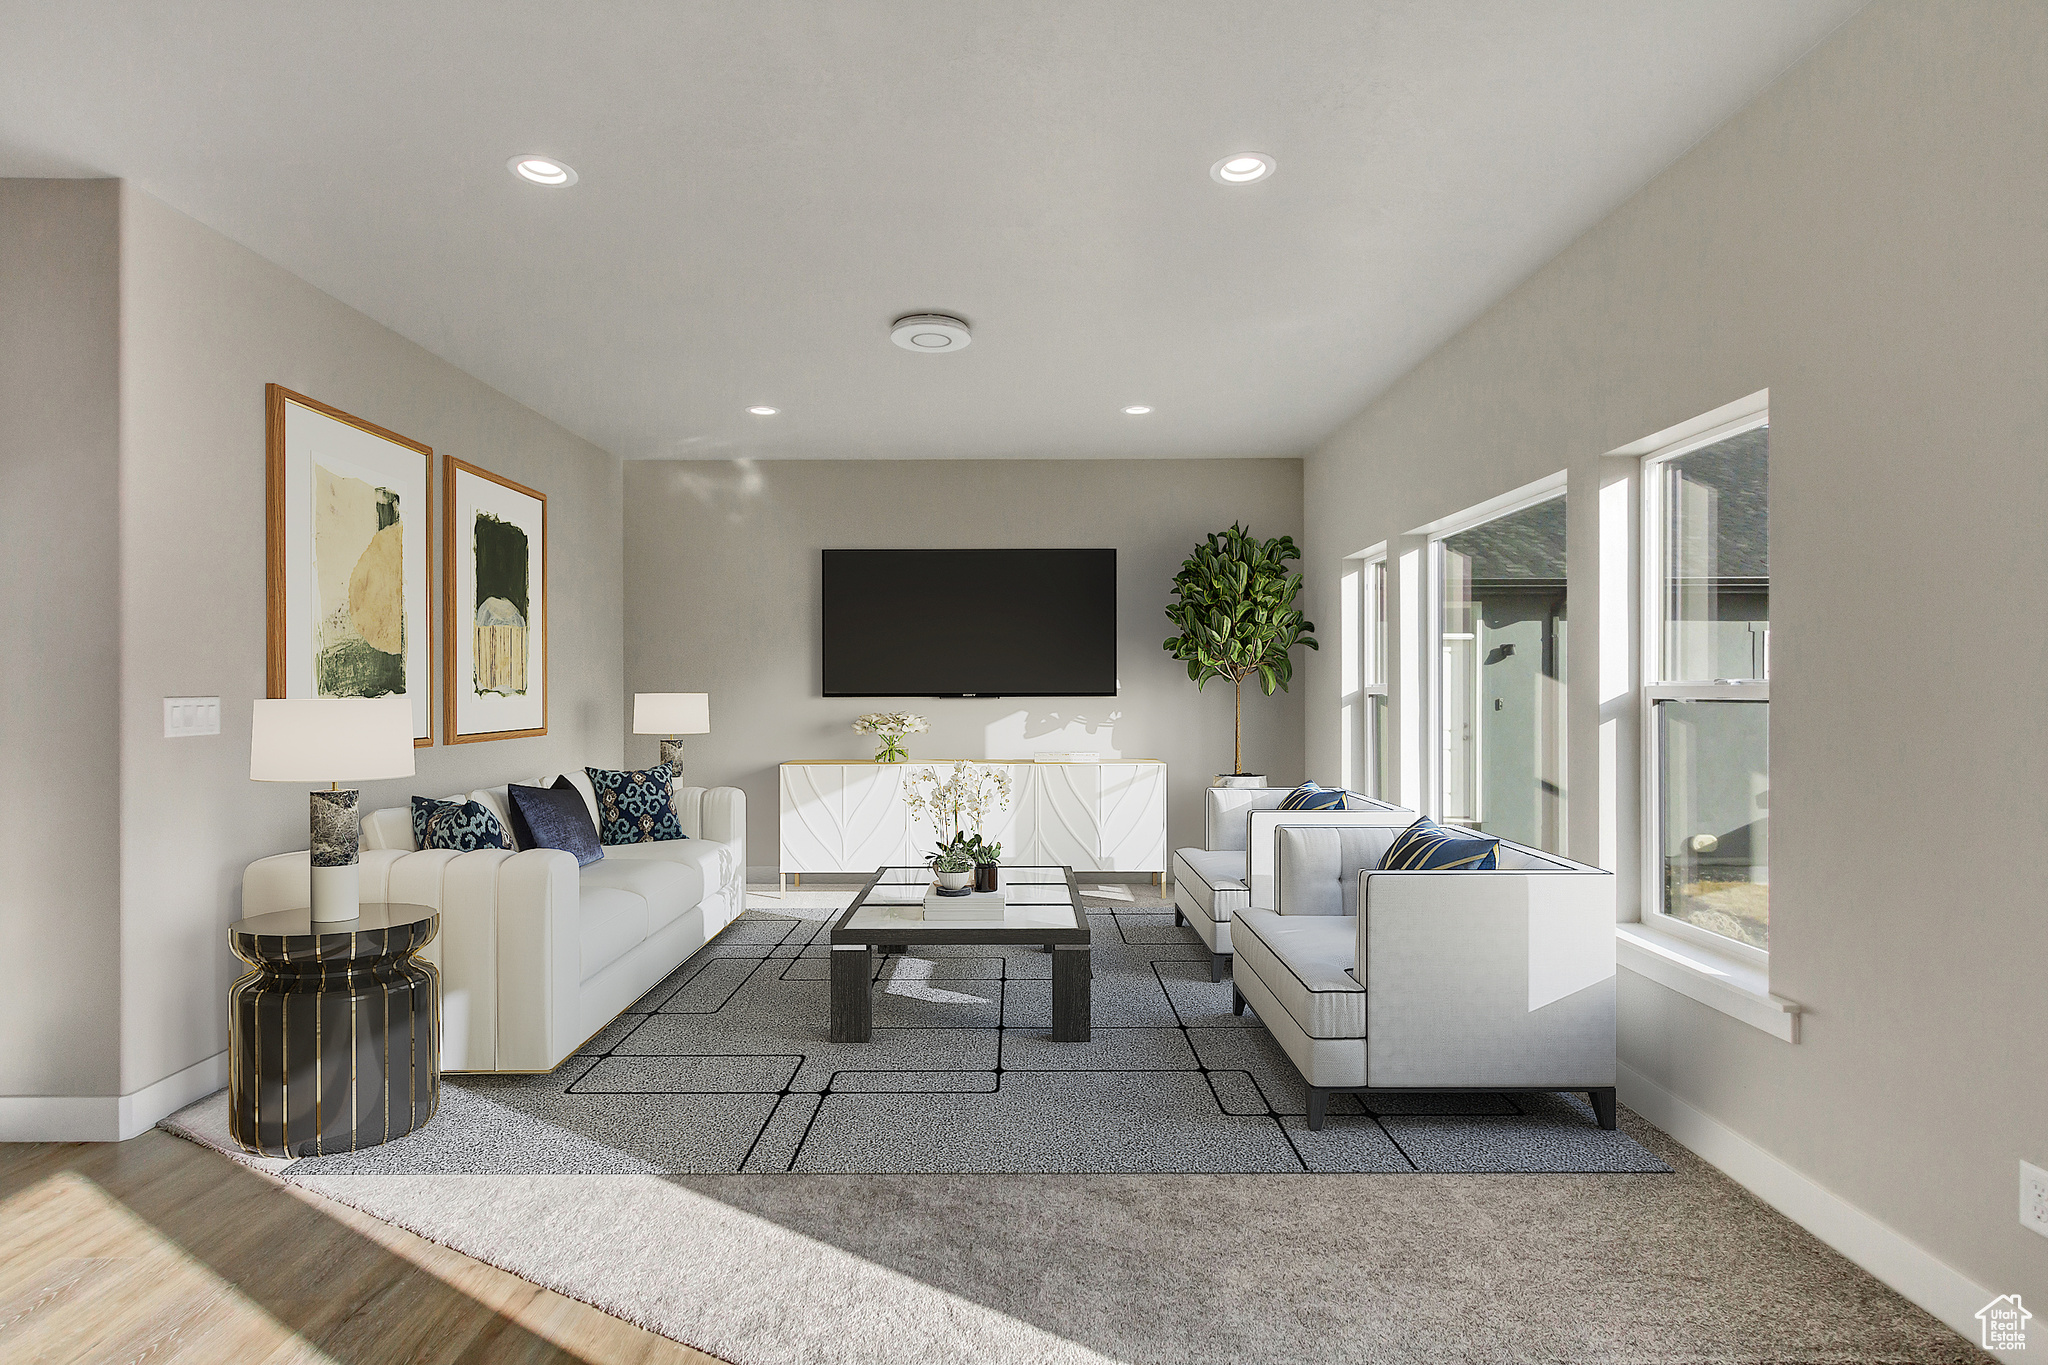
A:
[936,868,974,891]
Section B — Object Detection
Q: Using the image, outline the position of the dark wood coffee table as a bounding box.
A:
[829,865,1091,1043]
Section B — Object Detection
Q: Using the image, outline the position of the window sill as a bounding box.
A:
[1615,923,1802,1042]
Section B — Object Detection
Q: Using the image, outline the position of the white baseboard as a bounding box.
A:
[0,1051,228,1143]
[1619,1061,2015,1361]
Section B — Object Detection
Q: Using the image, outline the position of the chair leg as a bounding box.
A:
[1210,952,1229,984]
[1231,985,1246,1016]
[1589,1087,1618,1131]
[1307,1087,1329,1131]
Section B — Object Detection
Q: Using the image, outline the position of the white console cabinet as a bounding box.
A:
[779,760,1165,885]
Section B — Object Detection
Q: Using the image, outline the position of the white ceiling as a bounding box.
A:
[0,1,1860,461]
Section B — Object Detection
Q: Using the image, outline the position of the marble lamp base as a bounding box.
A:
[310,787,362,922]
[660,737,686,774]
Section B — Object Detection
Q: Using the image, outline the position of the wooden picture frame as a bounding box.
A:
[265,384,434,746]
[443,456,548,743]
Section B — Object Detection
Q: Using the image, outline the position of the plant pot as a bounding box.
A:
[1213,773,1269,789]
[973,863,999,893]
[936,868,974,891]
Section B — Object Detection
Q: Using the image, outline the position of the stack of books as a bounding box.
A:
[922,886,1008,919]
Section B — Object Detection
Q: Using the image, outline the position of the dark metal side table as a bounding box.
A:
[227,902,440,1158]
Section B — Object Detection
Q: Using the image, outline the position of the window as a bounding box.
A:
[1643,416,1769,956]
[1339,552,1390,798]
[1431,490,1568,852]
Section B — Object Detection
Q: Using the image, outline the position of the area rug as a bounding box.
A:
[167,889,1665,1177]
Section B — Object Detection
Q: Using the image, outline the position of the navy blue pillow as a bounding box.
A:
[1278,781,1356,811]
[509,780,604,867]
[585,764,686,845]
[1378,817,1499,871]
[410,795,509,853]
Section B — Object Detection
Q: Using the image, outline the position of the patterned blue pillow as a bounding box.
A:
[585,764,687,845]
[1278,781,1356,811]
[1378,817,1498,871]
[410,795,510,853]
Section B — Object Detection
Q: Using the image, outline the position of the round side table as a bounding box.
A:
[227,902,440,1158]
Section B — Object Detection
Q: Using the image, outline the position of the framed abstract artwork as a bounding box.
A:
[443,457,547,742]
[265,385,434,745]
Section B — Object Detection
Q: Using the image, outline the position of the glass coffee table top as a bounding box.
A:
[839,865,1083,934]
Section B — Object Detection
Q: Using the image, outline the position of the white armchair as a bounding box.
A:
[243,771,746,1074]
[1230,823,1616,1130]
[1170,786,1410,982]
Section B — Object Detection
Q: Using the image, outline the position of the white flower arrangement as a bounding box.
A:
[852,711,929,762]
[902,762,1015,846]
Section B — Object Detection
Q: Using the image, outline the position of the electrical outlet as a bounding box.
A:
[163,696,220,738]
[2023,1160,2048,1239]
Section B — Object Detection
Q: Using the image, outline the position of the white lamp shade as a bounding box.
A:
[634,692,710,735]
[250,697,417,783]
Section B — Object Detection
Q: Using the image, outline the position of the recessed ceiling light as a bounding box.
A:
[508,155,578,187]
[1210,152,1275,185]
[890,314,972,353]
[747,406,778,416]
[1123,405,1153,415]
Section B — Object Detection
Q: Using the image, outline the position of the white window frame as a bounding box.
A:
[1416,472,1568,834]
[1638,403,1771,965]
[1339,546,1389,797]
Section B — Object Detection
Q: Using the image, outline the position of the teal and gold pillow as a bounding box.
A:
[410,795,510,853]
[1278,781,1356,811]
[586,764,687,845]
[1378,817,1499,871]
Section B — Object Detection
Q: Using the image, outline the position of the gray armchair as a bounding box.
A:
[1231,824,1617,1130]
[1170,786,1407,982]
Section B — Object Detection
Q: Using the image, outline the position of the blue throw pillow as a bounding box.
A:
[1278,781,1356,811]
[585,763,687,845]
[410,795,510,853]
[1378,817,1499,871]
[509,779,604,867]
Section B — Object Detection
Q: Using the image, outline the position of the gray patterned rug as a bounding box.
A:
[170,889,1666,1176]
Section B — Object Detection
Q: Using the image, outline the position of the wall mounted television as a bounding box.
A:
[822,548,1117,697]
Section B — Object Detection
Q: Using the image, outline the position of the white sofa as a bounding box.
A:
[1170,786,1410,982]
[243,770,745,1074]
[1232,823,1616,1130]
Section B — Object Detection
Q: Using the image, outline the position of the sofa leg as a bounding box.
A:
[1231,985,1246,1016]
[1173,908,1185,927]
[1307,1087,1328,1132]
[1589,1087,1618,1131]
[1210,952,1229,984]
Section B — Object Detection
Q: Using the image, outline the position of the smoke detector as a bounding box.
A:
[891,314,972,352]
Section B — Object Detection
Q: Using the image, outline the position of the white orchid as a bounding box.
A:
[902,762,1014,844]
[851,711,928,762]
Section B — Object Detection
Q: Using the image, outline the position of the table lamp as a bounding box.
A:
[251,696,416,922]
[634,692,710,775]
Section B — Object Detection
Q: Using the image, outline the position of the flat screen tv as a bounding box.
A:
[822,549,1117,697]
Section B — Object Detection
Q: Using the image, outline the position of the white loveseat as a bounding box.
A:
[1170,786,1410,982]
[1232,823,1616,1130]
[242,771,745,1073]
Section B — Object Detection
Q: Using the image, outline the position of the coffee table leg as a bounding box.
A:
[831,946,872,1042]
[1051,945,1091,1043]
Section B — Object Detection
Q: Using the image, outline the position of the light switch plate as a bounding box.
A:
[164,696,220,738]
[2023,1161,2048,1239]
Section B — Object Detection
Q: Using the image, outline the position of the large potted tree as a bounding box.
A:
[1162,523,1318,786]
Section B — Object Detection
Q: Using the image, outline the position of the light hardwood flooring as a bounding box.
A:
[0,1131,725,1364]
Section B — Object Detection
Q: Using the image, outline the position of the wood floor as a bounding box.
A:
[0,1131,725,1364]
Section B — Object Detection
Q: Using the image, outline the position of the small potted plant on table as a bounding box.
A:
[963,835,1003,892]
[852,711,928,763]
[928,842,976,895]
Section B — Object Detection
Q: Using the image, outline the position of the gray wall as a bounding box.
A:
[622,458,1306,866]
[0,180,626,1108]
[0,181,123,1096]
[1301,3,2045,1310]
